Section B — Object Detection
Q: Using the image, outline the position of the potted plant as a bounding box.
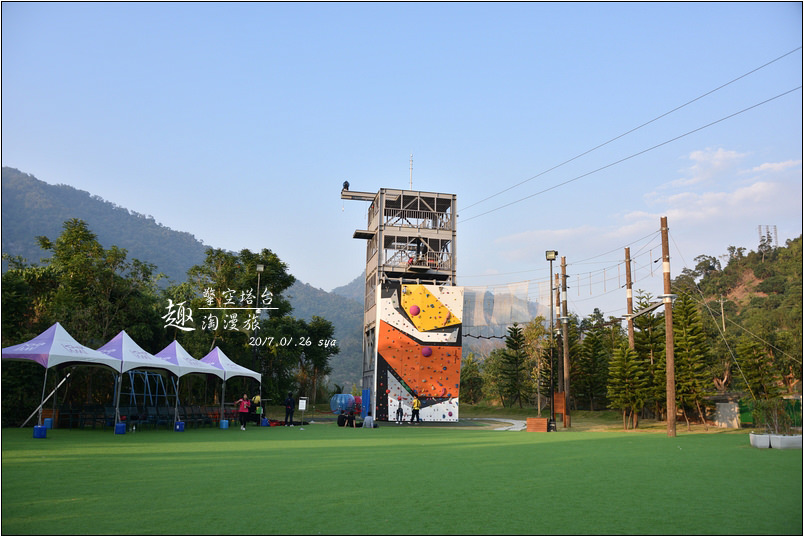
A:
[749,399,771,448]
[751,398,802,449]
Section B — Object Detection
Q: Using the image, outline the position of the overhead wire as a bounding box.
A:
[457,49,801,323]
[566,230,660,266]
[460,46,802,215]
[463,231,664,319]
[460,86,803,223]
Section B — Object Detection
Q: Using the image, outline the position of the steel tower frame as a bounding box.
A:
[341,187,457,414]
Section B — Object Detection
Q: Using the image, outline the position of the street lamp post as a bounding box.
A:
[254,264,265,406]
[545,250,558,431]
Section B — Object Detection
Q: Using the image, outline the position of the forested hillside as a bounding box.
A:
[330,272,365,304]
[286,280,363,391]
[2,167,208,282]
[673,235,802,397]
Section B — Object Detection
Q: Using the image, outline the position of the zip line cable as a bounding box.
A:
[566,230,660,266]
[461,229,660,282]
[465,245,660,295]
[464,237,662,307]
[459,86,802,223]
[460,47,803,215]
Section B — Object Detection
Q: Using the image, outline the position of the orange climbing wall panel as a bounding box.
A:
[378,320,461,398]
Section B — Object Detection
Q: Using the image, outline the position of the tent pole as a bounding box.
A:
[114,373,123,426]
[174,376,180,426]
[221,380,226,426]
[21,372,71,428]
[37,367,49,427]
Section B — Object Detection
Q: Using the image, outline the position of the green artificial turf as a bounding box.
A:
[2,423,801,535]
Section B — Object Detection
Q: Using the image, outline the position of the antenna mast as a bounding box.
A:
[409,153,413,190]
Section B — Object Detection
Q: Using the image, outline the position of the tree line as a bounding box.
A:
[461,235,802,430]
[2,219,339,426]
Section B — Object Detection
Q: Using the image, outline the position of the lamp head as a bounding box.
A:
[256,264,264,273]
[545,250,558,261]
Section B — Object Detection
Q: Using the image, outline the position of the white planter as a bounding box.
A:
[769,434,802,450]
[749,433,770,448]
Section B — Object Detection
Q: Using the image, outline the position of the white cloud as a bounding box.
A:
[490,178,799,266]
[670,147,747,187]
[748,159,802,174]
[495,225,596,245]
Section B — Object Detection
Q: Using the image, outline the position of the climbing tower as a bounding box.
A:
[341,186,463,421]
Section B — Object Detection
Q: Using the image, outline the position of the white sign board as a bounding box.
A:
[299,397,308,411]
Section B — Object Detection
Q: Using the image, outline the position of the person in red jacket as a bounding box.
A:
[235,394,251,430]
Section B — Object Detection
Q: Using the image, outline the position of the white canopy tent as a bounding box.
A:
[1,322,122,426]
[98,330,185,426]
[200,346,261,422]
[154,340,226,424]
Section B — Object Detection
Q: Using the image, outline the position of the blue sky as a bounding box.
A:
[2,2,802,319]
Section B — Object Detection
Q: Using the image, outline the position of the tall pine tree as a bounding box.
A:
[633,291,666,419]
[575,330,608,410]
[500,323,530,408]
[607,344,650,429]
[672,293,713,430]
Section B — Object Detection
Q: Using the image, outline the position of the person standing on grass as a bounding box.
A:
[411,395,421,423]
[284,392,295,426]
[235,394,251,431]
[396,401,404,424]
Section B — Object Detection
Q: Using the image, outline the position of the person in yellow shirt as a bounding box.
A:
[411,395,422,424]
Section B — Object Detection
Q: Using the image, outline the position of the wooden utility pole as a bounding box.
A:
[555,273,562,393]
[661,216,676,437]
[625,247,635,349]
[719,295,726,333]
[560,256,571,428]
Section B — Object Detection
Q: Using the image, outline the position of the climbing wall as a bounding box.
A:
[375,282,463,422]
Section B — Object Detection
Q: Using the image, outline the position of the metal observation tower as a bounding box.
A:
[341,184,462,422]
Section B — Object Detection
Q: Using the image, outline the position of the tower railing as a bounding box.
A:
[383,208,452,230]
[384,250,452,271]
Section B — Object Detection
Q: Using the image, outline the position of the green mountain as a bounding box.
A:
[1,166,364,389]
[331,272,365,305]
[1,166,208,283]
[286,280,364,390]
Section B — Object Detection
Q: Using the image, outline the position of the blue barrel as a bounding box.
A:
[33,426,47,439]
[43,418,53,429]
[174,421,185,432]
[219,419,229,429]
[261,418,269,427]
[114,423,126,435]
